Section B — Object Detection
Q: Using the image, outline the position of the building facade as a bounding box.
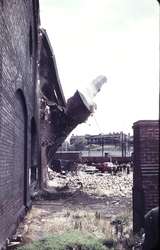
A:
[70,133,133,157]
[133,120,159,232]
[0,1,40,248]
[70,133,133,146]
[85,133,133,146]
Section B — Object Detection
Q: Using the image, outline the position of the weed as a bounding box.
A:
[17,231,109,250]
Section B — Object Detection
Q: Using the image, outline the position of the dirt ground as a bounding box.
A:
[15,165,133,246]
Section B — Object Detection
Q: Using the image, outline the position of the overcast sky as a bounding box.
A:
[40,0,159,136]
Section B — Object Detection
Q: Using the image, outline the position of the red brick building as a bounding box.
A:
[133,120,159,232]
[0,1,40,248]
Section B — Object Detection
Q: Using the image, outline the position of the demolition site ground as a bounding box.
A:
[14,165,135,249]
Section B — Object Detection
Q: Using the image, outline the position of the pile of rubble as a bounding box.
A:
[47,164,133,198]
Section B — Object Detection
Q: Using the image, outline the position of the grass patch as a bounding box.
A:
[17,231,110,250]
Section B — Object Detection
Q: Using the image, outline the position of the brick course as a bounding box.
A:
[133,120,159,232]
[0,1,39,248]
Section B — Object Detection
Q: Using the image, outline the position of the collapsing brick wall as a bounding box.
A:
[132,120,159,232]
[39,29,107,186]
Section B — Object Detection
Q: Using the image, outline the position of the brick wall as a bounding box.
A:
[133,120,159,232]
[0,1,39,248]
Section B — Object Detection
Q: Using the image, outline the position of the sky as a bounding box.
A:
[39,0,159,136]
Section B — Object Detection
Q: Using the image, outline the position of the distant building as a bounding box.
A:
[85,133,133,146]
[70,133,133,157]
[132,120,159,232]
[86,133,120,145]
[70,135,87,145]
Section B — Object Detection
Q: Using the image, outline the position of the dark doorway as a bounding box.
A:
[30,118,38,184]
